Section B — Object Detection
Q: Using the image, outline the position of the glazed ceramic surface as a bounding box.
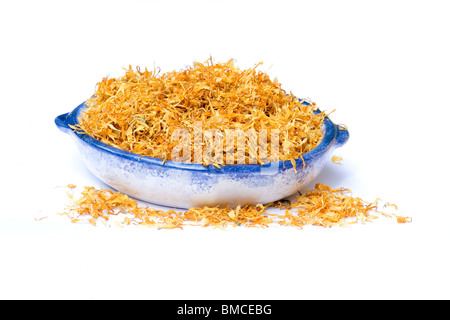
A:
[55,101,349,208]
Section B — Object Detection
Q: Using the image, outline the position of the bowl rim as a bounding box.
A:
[57,100,347,173]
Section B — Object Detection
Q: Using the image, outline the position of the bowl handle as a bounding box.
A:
[55,113,72,134]
[335,124,349,147]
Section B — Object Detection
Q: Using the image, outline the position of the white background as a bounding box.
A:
[1,0,449,300]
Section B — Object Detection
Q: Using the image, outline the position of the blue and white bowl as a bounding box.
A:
[55,100,349,208]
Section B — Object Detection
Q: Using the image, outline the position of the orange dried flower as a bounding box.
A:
[60,184,411,229]
[74,58,325,166]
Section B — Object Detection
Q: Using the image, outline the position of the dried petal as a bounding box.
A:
[76,58,326,167]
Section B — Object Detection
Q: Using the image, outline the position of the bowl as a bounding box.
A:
[55,100,349,208]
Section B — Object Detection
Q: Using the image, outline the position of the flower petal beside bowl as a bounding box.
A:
[55,100,349,208]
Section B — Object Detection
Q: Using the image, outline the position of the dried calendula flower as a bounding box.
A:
[331,155,343,164]
[395,216,412,223]
[275,184,385,227]
[73,58,326,167]
[384,202,399,210]
[61,184,411,229]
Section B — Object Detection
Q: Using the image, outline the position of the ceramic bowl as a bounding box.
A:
[55,100,349,208]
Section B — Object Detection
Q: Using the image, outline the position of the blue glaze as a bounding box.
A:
[55,100,349,208]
